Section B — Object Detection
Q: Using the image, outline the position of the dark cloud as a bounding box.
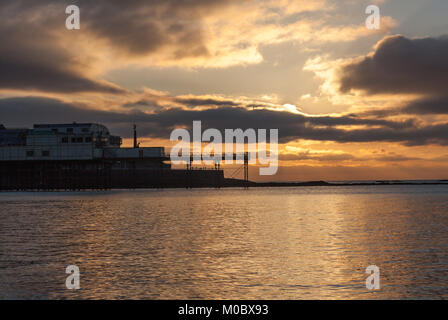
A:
[0,7,125,94]
[122,99,164,110]
[403,96,448,115]
[0,97,131,125]
[80,0,216,58]
[2,96,448,146]
[338,35,448,95]
[139,104,419,143]
[121,96,239,111]
[0,0,239,93]
[280,153,356,162]
[337,34,448,119]
[347,108,402,118]
[280,152,422,162]
[1,0,234,58]
[349,96,448,117]
[306,115,417,130]
[174,97,239,107]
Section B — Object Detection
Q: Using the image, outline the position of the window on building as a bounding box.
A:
[77,137,83,143]
[52,128,58,133]
[67,128,73,133]
[82,128,89,133]
[61,137,68,143]
[71,137,77,143]
[26,150,34,157]
[42,150,50,157]
[85,137,92,143]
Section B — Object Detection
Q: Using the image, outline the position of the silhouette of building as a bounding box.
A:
[0,123,224,190]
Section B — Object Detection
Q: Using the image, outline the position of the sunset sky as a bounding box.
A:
[1,0,448,181]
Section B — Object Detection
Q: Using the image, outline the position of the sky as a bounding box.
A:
[1,0,448,181]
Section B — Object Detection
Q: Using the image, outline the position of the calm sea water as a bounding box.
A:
[1,186,448,299]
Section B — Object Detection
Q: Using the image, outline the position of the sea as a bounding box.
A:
[1,185,448,299]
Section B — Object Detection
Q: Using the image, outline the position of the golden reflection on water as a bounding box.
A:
[1,186,448,299]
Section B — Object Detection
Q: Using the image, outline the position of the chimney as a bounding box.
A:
[133,124,138,148]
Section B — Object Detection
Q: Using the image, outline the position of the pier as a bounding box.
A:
[0,123,252,191]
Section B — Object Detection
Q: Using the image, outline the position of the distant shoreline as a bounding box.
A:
[251,180,448,187]
[2,180,448,192]
[222,178,448,188]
